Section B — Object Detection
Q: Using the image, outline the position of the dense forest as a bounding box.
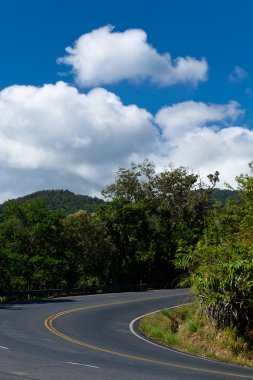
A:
[0,161,216,290]
[0,161,252,337]
[212,188,239,203]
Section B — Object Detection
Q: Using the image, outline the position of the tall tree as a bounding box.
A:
[101,160,214,285]
[0,199,64,290]
[176,163,253,334]
[61,210,112,287]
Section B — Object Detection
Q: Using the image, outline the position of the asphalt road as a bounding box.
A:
[0,289,253,380]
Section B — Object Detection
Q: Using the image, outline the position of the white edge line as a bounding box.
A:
[129,303,192,359]
[67,361,99,369]
[0,345,9,350]
[129,303,248,368]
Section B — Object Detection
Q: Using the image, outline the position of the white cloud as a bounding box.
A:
[58,25,208,87]
[0,81,157,200]
[0,80,252,202]
[229,66,248,83]
[155,100,243,139]
[154,100,252,187]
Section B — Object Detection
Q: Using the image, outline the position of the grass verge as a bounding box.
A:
[139,302,253,367]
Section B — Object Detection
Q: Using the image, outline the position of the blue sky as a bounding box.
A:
[0,0,253,200]
[1,0,253,112]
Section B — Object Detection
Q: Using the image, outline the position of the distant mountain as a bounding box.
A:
[212,188,239,203]
[0,188,238,216]
[0,190,105,215]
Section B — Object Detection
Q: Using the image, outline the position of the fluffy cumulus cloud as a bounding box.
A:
[1,82,253,201]
[154,100,253,187]
[58,25,208,87]
[155,100,243,139]
[0,81,157,201]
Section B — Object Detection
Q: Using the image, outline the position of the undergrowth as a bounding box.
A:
[139,302,253,367]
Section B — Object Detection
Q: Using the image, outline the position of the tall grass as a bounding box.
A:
[139,302,253,367]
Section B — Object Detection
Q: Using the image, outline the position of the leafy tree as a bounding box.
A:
[176,164,253,334]
[101,160,214,285]
[61,210,112,287]
[0,199,64,290]
[98,199,154,284]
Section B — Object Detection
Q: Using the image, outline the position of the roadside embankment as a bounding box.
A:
[139,302,253,367]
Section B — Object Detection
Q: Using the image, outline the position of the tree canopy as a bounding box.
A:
[0,161,216,292]
[176,163,253,335]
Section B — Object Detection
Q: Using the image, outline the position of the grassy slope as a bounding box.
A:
[140,302,253,367]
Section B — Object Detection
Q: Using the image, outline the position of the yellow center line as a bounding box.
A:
[44,293,253,379]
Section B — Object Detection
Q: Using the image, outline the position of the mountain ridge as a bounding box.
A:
[0,188,238,216]
[0,189,105,215]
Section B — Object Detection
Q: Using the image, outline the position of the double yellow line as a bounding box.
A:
[44,294,253,379]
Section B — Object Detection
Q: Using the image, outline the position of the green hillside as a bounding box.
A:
[211,188,239,202]
[0,189,104,215]
[0,188,237,216]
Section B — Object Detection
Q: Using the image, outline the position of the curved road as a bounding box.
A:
[0,289,252,379]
